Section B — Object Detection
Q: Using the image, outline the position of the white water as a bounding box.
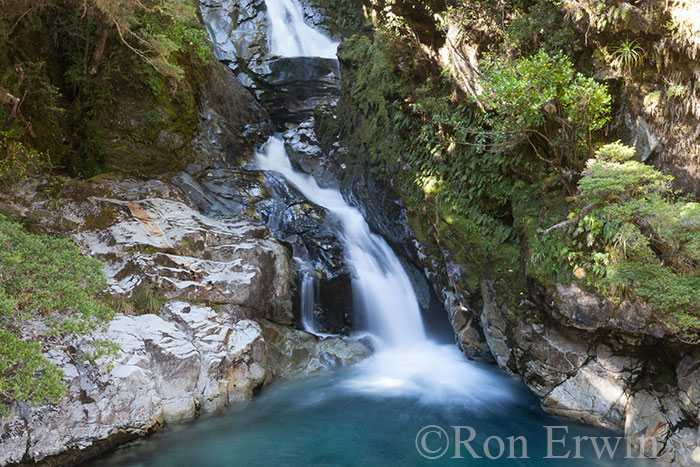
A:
[257,138,425,348]
[255,139,512,403]
[296,259,318,332]
[264,0,339,58]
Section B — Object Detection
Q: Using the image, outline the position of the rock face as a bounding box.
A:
[199,0,341,127]
[260,319,372,376]
[172,166,354,334]
[445,278,700,464]
[0,176,370,465]
[191,60,274,170]
[0,308,267,466]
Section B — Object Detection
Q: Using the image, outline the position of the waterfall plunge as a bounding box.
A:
[255,5,512,404]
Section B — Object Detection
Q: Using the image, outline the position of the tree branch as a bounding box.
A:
[538,203,596,236]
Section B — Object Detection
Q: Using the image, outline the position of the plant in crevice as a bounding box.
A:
[610,38,644,73]
[667,84,687,98]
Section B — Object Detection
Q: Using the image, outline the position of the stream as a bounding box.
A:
[90,1,653,465]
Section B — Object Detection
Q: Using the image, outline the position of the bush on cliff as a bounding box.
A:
[479,49,611,193]
[0,214,115,417]
[543,142,700,334]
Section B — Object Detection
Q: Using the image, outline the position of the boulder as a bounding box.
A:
[259,319,372,377]
[0,307,267,464]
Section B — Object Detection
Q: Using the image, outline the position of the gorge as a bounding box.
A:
[1,0,700,465]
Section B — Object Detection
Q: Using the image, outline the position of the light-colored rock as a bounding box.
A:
[624,391,670,459]
[542,361,628,431]
[161,302,268,409]
[677,354,700,421]
[666,428,700,466]
[0,307,269,464]
[260,319,372,377]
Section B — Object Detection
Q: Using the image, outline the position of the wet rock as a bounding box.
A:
[515,324,589,397]
[200,0,269,66]
[172,168,346,279]
[259,319,371,377]
[253,57,341,125]
[199,0,340,127]
[191,60,273,171]
[172,168,354,333]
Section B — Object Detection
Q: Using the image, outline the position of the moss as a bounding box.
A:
[83,208,118,231]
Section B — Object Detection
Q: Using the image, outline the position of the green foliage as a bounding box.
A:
[592,0,630,31]
[0,214,116,415]
[0,329,65,418]
[542,142,700,333]
[667,84,687,98]
[644,90,661,109]
[0,131,50,186]
[502,0,582,57]
[306,0,368,36]
[480,50,611,177]
[0,0,212,178]
[592,140,636,162]
[610,38,644,73]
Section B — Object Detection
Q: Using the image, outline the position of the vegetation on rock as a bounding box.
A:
[322,0,700,336]
[544,142,700,334]
[0,214,115,416]
[0,0,212,179]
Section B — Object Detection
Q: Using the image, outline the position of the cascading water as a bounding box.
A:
[256,138,425,348]
[255,137,513,404]
[296,259,319,332]
[254,5,503,402]
[264,0,338,58]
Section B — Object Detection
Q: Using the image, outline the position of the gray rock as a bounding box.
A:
[0,309,268,464]
[624,391,670,459]
[677,354,700,420]
[543,361,629,431]
[480,279,512,372]
[259,319,372,377]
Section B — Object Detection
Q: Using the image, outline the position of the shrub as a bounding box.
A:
[479,50,611,191]
[542,142,700,334]
[0,214,115,416]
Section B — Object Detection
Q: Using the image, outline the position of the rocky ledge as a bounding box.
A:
[0,176,369,465]
[446,277,700,464]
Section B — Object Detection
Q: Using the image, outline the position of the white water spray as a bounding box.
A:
[264,0,338,58]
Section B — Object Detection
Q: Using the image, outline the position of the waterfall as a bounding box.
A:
[264,0,338,59]
[297,260,319,332]
[256,139,426,347]
[255,2,507,404]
